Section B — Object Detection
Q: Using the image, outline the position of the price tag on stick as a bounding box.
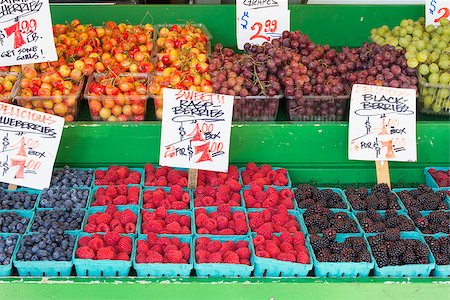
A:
[0,102,64,190]
[348,84,417,187]
[236,0,290,50]
[0,0,57,67]
[426,0,450,26]
[159,88,234,189]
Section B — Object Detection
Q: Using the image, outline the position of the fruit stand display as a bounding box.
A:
[0,3,449,300]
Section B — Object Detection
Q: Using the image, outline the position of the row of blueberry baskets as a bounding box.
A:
[1,230,449,278]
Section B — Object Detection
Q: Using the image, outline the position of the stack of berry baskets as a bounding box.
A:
[73,232,135,276]
[239,164,292,188]
[14,69,85,122]
[13,232,77,276]
[0,72,20,104]
[139,208,193,237]
[344,186,406,213]
[424,167,450,188]
[366,232,435,277]
[151,23,212,121]
[293,186,350,212]
[423,233,450,277]
[84,72,150,122]
[133,234,194,277]
[309,233,374,277]
[89,185,142,208]
[194,235,254,277]
[0,233,20,276]
[93,166,145,186]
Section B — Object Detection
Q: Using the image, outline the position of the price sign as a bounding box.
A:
[159,88,234,173]
[0,102,64,190]
[0,0,57,67]
[236,0,290,50]
[348,84,417,162]
[426,0,450,26]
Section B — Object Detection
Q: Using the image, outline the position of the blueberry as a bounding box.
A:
[0,190,38,210]
[15,233,75,262]
[39,187,89,209]
[50,167,93,188]
[0,235,17,265]
[0,212,31,234]
[31,210,85,232]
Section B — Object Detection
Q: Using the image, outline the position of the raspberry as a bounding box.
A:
[88,236,104,251]
[104,204,117,216]
[96,246,116,260]
[104,186,118,198]
[253,235,265,246]
[223,252,240,264]
[124,222,136,233]
[165,250,183,263]
[95,213,112,225]
[265,242,281,257]
[166,221,183,234]
[147,251,164,263]
[78,235,92,247]
[120,209,137,225]
[116,237,132,254]
[255,223,274,239]
[137,240,149,254]
[207,253,223,263]
[206,240,222,253]
[279,232,293,244]
[170,185,184,200]
[76,246,95,259]
[116,252,130,261]
[203,218,218,232]
[103,231,121,246]
[226,179,242,192]
[236,247,251,259]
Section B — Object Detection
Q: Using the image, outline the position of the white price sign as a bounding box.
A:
[0,102,64,190]
[348,84,417,162]
[159,88,234,173]
[426,0,450,26]
[236,0,290,50]
[0,0,58,67]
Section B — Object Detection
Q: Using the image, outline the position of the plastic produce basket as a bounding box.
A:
[241,186,298,210]
[247,208,308,235]
[233,94,283,121]
[85,205,140,235]
[0,72,20,104]
[309,234,374,277]
[368,232,436,277]
[50,167,95,189]
[299,209,362,235]
[393,188,450,211]
[424,167,450,188]
[15,74,84,122]
[194,206,250,236]
[153,23,212,54]
[13,233,77,276]
[286,93,349,121]
[143,166,188,188]
[417,72,450,116]
[37,187,91,210]
[293,187,350,211]
[251,233,313,277]
[239,167,292,188]
[423,233,450,277]
[84,73,149,122]
[93,167,145,186]
[138,209,193,237]
[0,188,41,211]
[29,208,87,234]
[0,210,34,234]
[133,234,194,277]
[0,233,20,276]
[89,184,143,208]
[73,233,134,276]
[193,235,254,277]
[417,210,450,234]
[343,188,406,213]
[142,186,193,210]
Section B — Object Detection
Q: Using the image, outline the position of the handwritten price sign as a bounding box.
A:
[236,0,290,50]
[426,0,450,26]
[159,88,234,172]
[0,0,57,67]
[0,102,64,190]
[348,84,417,162]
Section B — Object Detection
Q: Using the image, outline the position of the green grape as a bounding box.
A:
[437,27,444,35]
[430,38,440,46]
[419,17,425,24]
[440,18,450,26]
[432,102,442,113]
[429,73,440,83]
[443,27,450,35]
[440,73,450,84]
[438,59,450,70]
[417,50,428,63]
[399,28,407,37]
[424,95,433,108]
[406,45,417,52]
[415,40,426,51]
[405,51,417,60]
[412,29,423,38]
[407,57,419,68]
[426,44,434,52]
[430,51,440,63]
[437,88,450,98]
[406,25,414,34]
[387,38,398,47]
[427,87,437,95]
[400,19,409,27]
[441,35,450,43]
[419,64,430,75]
[437,41,448,50]
[399,37,410,48]
[371,28,377,35]
[425,24,435,33]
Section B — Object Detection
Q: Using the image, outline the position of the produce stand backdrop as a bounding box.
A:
[0,4,449,300]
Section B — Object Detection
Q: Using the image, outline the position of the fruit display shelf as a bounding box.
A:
[0,3,449,300]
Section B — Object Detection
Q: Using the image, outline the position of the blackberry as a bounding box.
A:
[295,184,346,209]
[304,208,359,234]
[309,234,330,249]
[312,235,370,263]
[414,211,450,234]
[387,240,406,257]
[425,236,449,265]
[345,184,399,211]
[340,248,356,262]
[372,183,390,194]
[0,212,31,234]
[0,190,39,210]
[388,256,401,266]
[359,251,371,263]
[403,252,417,264]
[384,228,401,241]
[322,228,337,241]
[398,187,449,211]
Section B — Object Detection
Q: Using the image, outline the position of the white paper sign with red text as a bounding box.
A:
[348,84,417,162]
[159,88,234,172]
[236,0,290,50]
[0,102,64,190]
[426,0,450,26]
[0,0,57,66]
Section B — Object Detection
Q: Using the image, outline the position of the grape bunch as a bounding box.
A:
[371,17,450,114]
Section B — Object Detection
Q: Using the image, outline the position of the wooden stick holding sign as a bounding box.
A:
[375,161,391,189]
[188,169,198,190]
[7,184,17,191]
[348,84,417,187]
